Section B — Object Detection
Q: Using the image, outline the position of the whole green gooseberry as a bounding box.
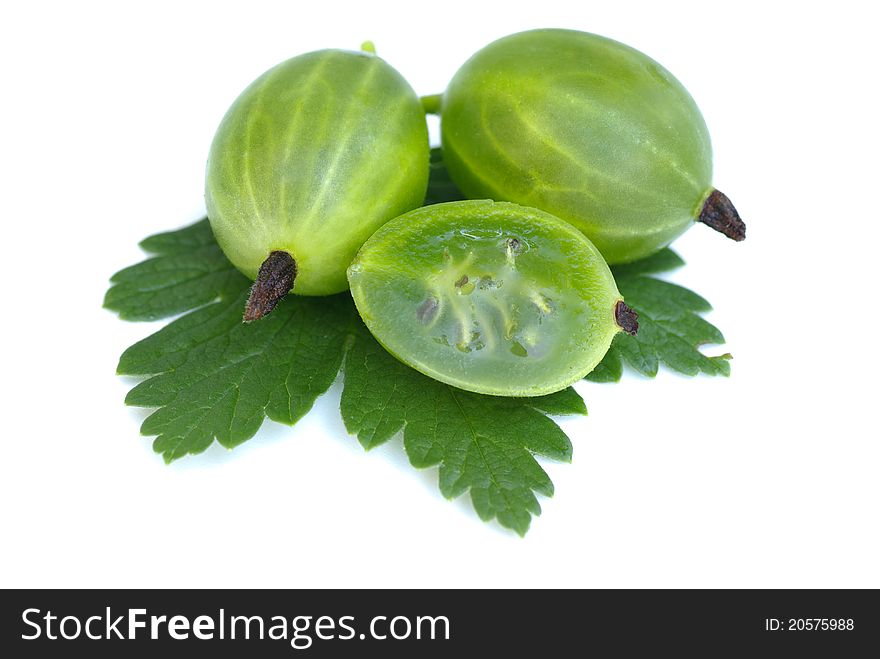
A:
[347,200,637,397]
[439,29,745,264]
[206,47,429,320]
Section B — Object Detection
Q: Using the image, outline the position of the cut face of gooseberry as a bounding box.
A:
[439,29,745,264]
[348,200,635,397]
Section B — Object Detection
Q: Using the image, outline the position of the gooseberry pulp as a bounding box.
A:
[347,200,637,397]
[206,48,429,320]
[439,29,745,264]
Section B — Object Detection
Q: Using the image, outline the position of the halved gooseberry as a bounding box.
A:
[347,200,636,397]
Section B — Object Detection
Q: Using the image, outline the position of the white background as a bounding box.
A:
[2,1,878,588]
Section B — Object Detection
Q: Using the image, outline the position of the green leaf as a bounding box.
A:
[423,147,465,206]
[119,290,357,462]
[107,212,584,534]
[341,321,583,536]
[522,387,588,417]
[608,248,686,279]
[585,347,623,383]
[104,219,246,321]
[586,248,731,382]
[106,150,728,534]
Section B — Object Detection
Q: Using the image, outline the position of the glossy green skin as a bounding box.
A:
[206,49,429,295]
[441,29,713,264]
[348,200,623,397]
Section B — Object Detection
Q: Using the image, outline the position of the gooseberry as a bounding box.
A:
[439,29,745,264]
[206,47,430,320]
[347,200,637,397]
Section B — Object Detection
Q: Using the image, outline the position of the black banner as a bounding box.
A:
[1,589,877,656]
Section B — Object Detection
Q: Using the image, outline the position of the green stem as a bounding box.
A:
[360,40,376,54]
[421,93,443,115]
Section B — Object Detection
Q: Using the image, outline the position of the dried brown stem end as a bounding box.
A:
[243,251,297,322]
[615,301,639,336]
[699,189,746,241]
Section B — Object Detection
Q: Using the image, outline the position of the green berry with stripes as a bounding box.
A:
[439,29,745,264]
[206,47,429,320]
